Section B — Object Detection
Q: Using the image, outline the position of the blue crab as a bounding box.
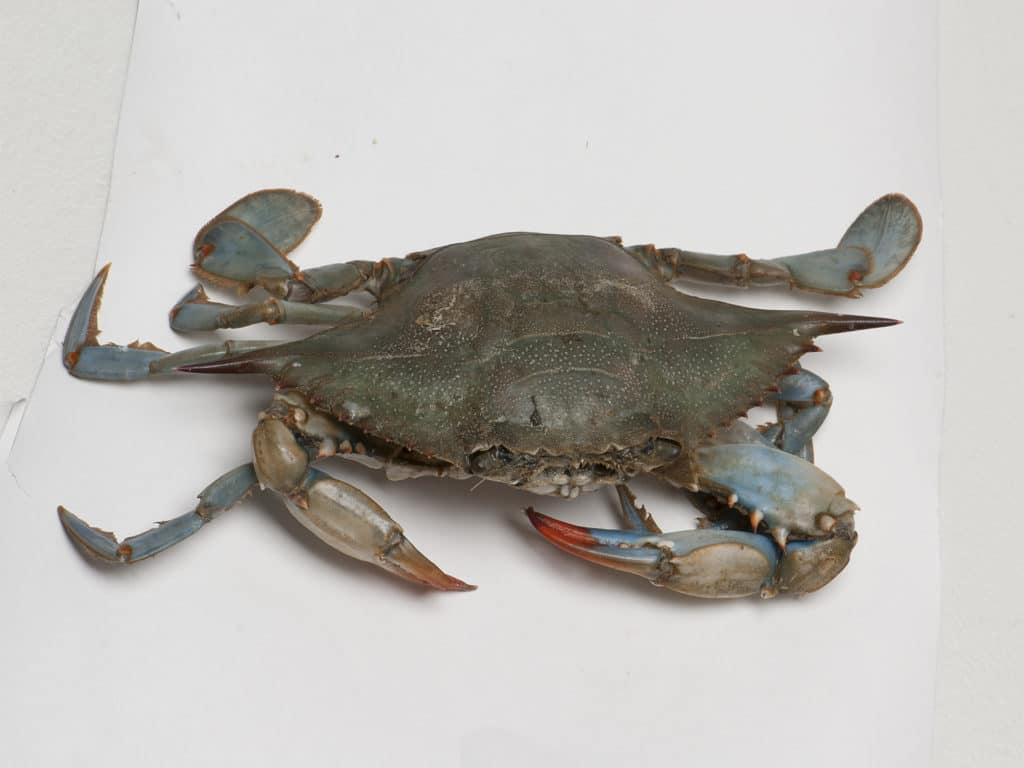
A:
[58,189,920,598]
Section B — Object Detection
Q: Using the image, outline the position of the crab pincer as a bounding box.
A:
[527,510,779,597]
[283,469,475,592]
[527,509,855,598]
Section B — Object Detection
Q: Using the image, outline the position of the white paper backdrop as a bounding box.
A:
[3,2,940,765]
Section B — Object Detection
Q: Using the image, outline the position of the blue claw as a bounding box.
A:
[527,509,780,598]
[692,443,857,547]
[527,509,857,598]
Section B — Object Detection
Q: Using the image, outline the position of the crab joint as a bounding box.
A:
[252,418,309,495]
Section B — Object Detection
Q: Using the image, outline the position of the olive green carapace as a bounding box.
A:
[253,232,872,463]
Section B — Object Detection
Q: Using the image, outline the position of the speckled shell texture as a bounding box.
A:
[258,233,821,462]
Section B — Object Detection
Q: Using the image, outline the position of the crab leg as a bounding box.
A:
[760,366,832,462]
[252,409,473,591]
[58,464,258,563]
[63,265,280,380]
[629,193,921,297]
[192,189,421,303]
[169,285,366,332]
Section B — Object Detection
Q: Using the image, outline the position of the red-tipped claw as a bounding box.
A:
[526,508,781,599]
[378,536,476,592]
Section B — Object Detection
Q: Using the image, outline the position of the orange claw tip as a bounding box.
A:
[440,575,477,592]
[525,508,600,548]
[412,571,476,592]
[380,537,476,592]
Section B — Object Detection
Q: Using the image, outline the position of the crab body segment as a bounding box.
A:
[59,189,921,599]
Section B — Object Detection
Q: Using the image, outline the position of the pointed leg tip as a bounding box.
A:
[871,316,901,328]
[86,263,113,302]
[442,576,477,592]
[411,570,476,592]
[57,505,125,563]
[87,263,112,292]
[57,505,89,530]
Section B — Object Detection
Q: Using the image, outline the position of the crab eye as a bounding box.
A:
[647,439,681,462]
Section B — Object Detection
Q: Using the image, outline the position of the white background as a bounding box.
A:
[1,1,1018,766]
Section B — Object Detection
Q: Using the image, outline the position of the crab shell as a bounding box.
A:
[202,231,875,490]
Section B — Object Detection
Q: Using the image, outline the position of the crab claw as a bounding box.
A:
[527,509,780,598]
[690,443,858,541]
[285,469,475,592]
[527,509,857,598]
[377,536,477,592]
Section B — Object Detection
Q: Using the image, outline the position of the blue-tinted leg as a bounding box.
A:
[761,366,832,462]
[169,285,366,332]
[62,265,168,380]
[629,194,921,297]
[58,464,258,564]
[192,189,421,303]
[63,266,280,381]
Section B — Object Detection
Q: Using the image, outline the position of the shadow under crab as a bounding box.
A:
[58,188,921,599]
